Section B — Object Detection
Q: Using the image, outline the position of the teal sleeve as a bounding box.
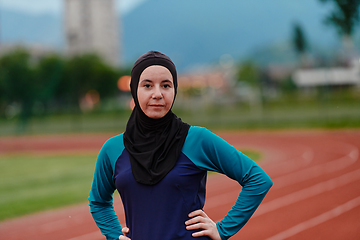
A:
[88,135,125,240]
[182,127,273,240]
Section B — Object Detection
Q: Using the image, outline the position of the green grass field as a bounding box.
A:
[0,153,97,221]
[0,149,261,222]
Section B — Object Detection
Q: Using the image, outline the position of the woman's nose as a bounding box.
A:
[152,86,163,99]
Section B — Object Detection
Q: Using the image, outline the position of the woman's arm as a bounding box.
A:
[88,140,123,240]
[183,127,273,240]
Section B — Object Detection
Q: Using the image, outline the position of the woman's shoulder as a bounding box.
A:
[185,126,220,147]
[186,126,230,149]
[101,133,125,151]
[97,133,126,165]
[187,126,215,138]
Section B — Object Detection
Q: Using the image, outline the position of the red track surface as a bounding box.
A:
[1,130,360,240]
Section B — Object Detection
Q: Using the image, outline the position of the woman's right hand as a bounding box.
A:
[119,227,131,240]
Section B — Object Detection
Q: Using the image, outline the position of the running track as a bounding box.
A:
[1,130,359,239]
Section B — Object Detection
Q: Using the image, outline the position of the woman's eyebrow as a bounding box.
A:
[139,79,152,83]
[162,79,173,84]
[139,79,173,84]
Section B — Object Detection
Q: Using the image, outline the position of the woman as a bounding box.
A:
[88,51,272,240]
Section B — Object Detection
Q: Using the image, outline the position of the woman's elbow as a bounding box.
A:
[263,174,273,192]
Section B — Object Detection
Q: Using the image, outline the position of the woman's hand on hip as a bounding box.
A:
[185,209,221,240]
[119,227,131,240]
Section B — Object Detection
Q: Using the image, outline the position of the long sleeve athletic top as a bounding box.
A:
[89,126,273,240]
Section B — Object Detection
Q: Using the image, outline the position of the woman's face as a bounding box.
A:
[137,65,175,119]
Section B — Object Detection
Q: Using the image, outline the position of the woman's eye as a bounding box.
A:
[144,84,151,88]
[163,84,170,88]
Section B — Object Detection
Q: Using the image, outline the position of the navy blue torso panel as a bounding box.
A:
[114,149,210,240]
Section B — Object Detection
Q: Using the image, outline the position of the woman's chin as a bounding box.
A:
[145,111,167,119]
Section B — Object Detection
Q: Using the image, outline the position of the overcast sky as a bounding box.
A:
[0,0,145,15]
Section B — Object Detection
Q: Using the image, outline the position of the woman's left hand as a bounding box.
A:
[185,209,221,240]
[119,227,131,240]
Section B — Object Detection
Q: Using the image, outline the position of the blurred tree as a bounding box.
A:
[280,76,297,95]
[0,49,127,128]
[237,61,260,87]
[319,0,360,53]
[0,48,36,131]
[292,22,308,67]
[91,60,121,99]
[237,61,264,116]
[63,54,120,111]
[0,66,5,117]
[35,54,66,114]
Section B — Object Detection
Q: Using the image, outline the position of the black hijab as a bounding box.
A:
[123,51,190,185]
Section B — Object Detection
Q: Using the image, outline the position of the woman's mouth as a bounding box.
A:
[149,104,164,108]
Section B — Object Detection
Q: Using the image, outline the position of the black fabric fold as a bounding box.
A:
[124,106,190,185]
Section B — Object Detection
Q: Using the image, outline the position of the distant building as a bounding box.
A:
[64,0,120,66]
[293,59,360,87]
[175,68,239,108]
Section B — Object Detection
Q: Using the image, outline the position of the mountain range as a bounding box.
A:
[1,0,359,72]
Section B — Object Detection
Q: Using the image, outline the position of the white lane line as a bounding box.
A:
[216,144,314,194]
[263,146,314,175]
[254,168,360,217]
[272,147,358,189]
[206,146,358,210]
[212,168,360,222]
[265,195,360,240]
